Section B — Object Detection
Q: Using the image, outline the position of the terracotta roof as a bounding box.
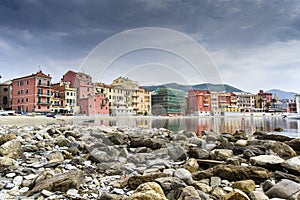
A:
[12,71,52,81]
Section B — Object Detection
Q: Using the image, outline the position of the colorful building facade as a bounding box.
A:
[12,71,52,113]
[77,94,109,116]
[187,90,211,116]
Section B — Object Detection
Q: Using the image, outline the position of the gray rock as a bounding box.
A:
[262,180,275,192]
[188,147,209,159]
[167,145,187,161]
[249,191,270,200]
[266,179,300,199]
[174,168,193,184]
[281,156,300,175]
[13,176,23,186]
[250,155,285,170]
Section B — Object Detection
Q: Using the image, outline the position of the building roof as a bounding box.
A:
[12,71,51,81]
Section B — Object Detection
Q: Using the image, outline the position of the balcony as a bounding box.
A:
[204,104,210,106]
[38,93,51,97]
[38,83,51,88]
[38,101,50,105]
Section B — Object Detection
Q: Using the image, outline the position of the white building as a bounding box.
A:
[295,94,300,114]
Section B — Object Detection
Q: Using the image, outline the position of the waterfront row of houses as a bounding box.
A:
[0,70,299,116]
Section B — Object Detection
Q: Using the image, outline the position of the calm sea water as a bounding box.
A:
[77,116,300,138]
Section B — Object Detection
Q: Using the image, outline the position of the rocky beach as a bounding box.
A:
[0,116,299,199]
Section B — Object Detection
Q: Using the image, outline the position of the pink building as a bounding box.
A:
[187,90,211,115]
[61,70,94,99]
[12,71,52,113]
[78,94,109,116]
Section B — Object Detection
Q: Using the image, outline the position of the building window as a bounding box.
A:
[18,90,20,95]
[26,80,29,85]
[38,88,43,95]
[3,88,8,92]
[38,79,41,85]
[17,99,20,103]
[26,98,28,102]
[21,98,24,102]
[47,81,50,86]
[67,92,69,96]
[26,89,28,94]
[47,106,50,109]
[38,105,41,109]
[20,81,24,86]
[21,90,24,94]
[3,97,7,105]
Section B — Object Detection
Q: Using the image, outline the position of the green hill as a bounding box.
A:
[143,83,242,93]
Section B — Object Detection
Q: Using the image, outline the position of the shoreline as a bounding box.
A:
[0,114,287,126]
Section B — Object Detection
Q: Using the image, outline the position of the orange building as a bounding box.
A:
[12,71,52,113]
[187,90,211,115]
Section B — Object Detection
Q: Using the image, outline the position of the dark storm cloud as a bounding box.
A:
[0,0,300,91]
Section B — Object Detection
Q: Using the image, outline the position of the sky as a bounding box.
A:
[0,0,300,93]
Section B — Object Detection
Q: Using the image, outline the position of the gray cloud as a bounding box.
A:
[0,0,299,92]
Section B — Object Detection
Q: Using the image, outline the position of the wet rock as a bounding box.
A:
[262,180,275,192]
[129,182,167,200]
[233,130,247,140]
[274,127,283,132]
[274,170,300,183]
[281,156,300,175]
[213,165,271,184]
[210,149,233,161]
[178,186,201,200]
[250,155,285,170]
[184,158,199,173]
[0,140,23,159]
[188,147,209,159]
[249,191,269,200]
[0,133,16,145]
[286,138,300,152]
[232,179,256,194]
[29,170,84,195]
[264,141,296,159]
[130,137,163,150]
[224,189,250,200]
[127,172,167,189]
[265,179,300,199]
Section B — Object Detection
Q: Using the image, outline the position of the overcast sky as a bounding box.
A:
[0,0,300,93]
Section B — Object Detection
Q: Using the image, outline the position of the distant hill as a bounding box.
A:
[266,89,296,100]
[143,83,242,93]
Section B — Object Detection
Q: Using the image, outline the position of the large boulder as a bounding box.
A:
[264,141,296,159]
[281,156,300,175]
[250,155,285,170]
[130,137,164,150]
[184,158,199,173]
[213,165,271,184]
[174,168,193,184]
[265,179,300,199]
[29,170,84,195]
[249,191,269,200]
[0,140,23,159]
[155,177,186,199]
[129,182,167,200]
[286,138,300,152]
